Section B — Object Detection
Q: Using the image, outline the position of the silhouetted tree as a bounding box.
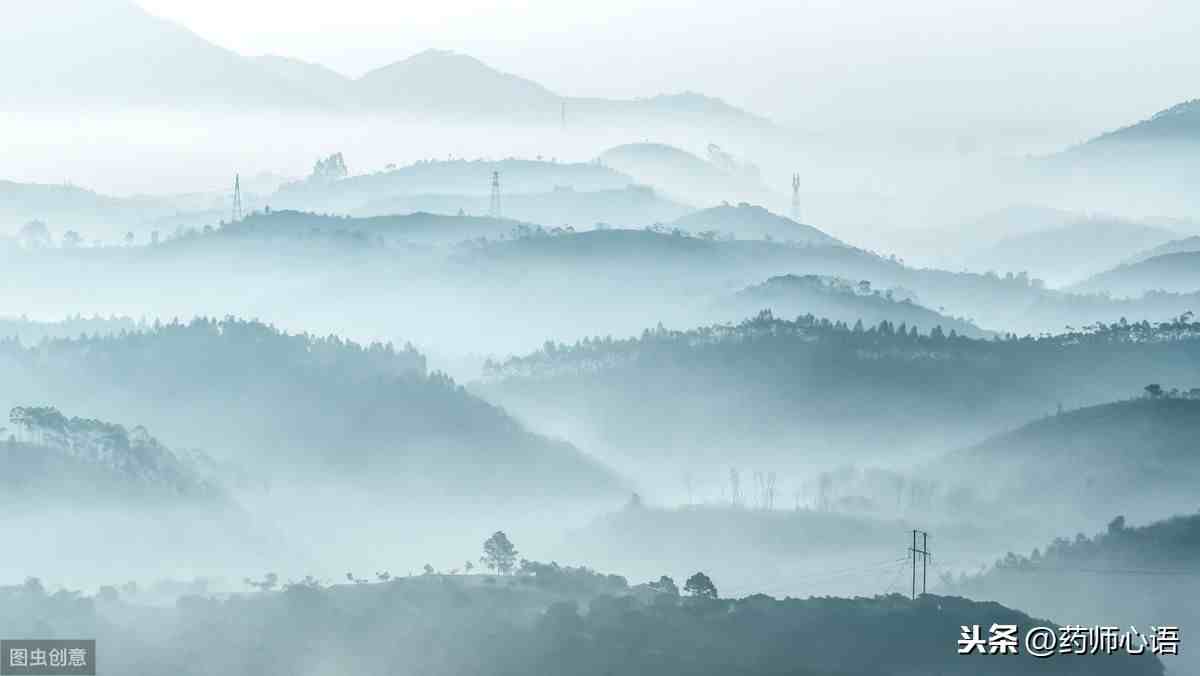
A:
[648,575,679,597]
[244,573,279,592]
[683,572,718,599]
[482,531,519,575]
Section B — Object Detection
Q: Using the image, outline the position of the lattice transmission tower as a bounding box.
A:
[232,174,244,222]
[489,171,502,218]
[791,173,801,222]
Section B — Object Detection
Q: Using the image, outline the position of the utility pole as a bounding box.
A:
[909,529,930,599]
[489,171,502,219]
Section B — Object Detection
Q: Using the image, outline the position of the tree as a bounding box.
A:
[1107,515,1126,534]
[464,561,475,574]
[683,572,717,599]
[18,220,51,249]
[311,153,349,182]
[61,230,83,248]
[1144,384,1164,399]
[482,531,519,575]
[244,572,278,592]
[648,575,679,597]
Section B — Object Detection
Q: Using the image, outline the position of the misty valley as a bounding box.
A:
[4,2,1200,675]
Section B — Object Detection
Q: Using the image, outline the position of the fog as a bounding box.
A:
[2,2,1199,676]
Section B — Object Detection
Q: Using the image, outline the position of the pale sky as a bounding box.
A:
[96,1,1200,148]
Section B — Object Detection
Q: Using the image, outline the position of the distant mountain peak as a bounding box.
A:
[357,48,559,112]
[1078,98,1200,147]
[674,203,842,245]
[402,48,489,67]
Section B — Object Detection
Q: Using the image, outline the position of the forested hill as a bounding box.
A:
[1072,251,1200,297]
[359,185,692,230]
[163,221,1200,336]
[0,180,175,231]
[0,318,620,497]
[196,209,524,246]
[0,573,1161,676]
[958,512,1200,595]
[1078,99,1200,149]
[455,228,878,282]
[452,228,1186,336]
[272,159,634,214]
[938,397,1200,520]
[720,274,987,338]
[1128,235,1200,264]
[0,315,139,345]
[482,313,1200,469]
[672,203,842,244]
[9,222,1199,349]
[947,512,1198,675]
[1,406,224,507]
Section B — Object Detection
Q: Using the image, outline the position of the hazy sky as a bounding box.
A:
[135,0,1200,148]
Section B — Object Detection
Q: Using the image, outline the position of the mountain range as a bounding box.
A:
[0,318,622,499]
[5,1,769,130]
[1045,98,1200,214]
[963,217,1179,286]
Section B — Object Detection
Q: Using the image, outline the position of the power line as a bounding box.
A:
[882,559,912,596]
[787,557,909,585]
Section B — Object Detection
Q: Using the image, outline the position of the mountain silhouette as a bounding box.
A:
[1072,251,1200,296]
[358,49,560,115]
[3,0,328,109]
[1081,99,1200,147]
[4,2,768,128]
